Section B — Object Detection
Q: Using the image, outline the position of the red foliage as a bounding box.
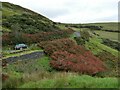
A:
[38,38,76,55]
[2,73,9,81]
[50,51,106,75]
[3,29,73,45]
[2,60,8,68]
[39,38,106,75]
[2,33,11,45]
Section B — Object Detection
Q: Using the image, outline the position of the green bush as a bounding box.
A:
[102,38,120,51]
[74,31,90,45]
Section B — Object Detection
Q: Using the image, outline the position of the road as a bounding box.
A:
[3,51,44,64]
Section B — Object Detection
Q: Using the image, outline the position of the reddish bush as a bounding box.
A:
[50,51,106,75]
[2,33,11,45]
[2,60,8,68]
[2,73,9,82]
[38,38,76,55]
[38,38,106,75]
[3,29,73,45]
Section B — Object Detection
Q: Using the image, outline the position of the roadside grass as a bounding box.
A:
[3,56,53,73]
[19,74,118,88]
[3,68,119,88]
[2,56,55,88]
[2,49,43,59]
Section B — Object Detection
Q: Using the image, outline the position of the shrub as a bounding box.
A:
[80,25,102,30]
[3,29,73,45]
[74,31,90,45]
[50,51,106,75]
[38,38,76,55]
[38,38,106,75]
[102,38,120,51]
[2,33,11,45]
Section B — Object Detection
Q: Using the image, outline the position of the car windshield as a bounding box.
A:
[15,44,26,47]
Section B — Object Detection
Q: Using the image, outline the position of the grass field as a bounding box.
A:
[85,37,118,56]
[3,56,119,88]
[84,22,118,31]
[94,30,119,42]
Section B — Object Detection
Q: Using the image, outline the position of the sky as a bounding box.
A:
[1,0,119,23]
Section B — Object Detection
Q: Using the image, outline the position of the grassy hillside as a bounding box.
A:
[85,22,118,31]
[2,2,119,88]
[94,30,119,42]
[64,22,119,42]
[2,2,74,45]
[2,2,59,33]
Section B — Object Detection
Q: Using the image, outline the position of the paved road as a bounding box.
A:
[3,51,44,64]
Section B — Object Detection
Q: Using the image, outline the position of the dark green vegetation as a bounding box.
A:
[74,31,90,45]
[2,2,59,33]
[2,2,73,45]
[2,2,119,88]
[102,38,120,51]
[3,13,58,33]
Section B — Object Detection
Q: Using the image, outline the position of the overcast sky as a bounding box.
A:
[1,0,119,23]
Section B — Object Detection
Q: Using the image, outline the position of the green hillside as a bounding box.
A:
[2,2,119,88]
[2,2,59,33]
[85,22,118,31]
[63,22,119,42]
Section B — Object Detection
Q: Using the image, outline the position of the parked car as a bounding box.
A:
[15,44,28,50]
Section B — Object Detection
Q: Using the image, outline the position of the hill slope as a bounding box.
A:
[2,2,59,33]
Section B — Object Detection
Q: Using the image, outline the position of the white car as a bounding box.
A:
[15,44,28,50]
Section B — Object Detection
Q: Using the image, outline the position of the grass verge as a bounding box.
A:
[19,74,118,88]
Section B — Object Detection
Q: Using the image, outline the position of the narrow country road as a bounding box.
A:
[3,51,44,64]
